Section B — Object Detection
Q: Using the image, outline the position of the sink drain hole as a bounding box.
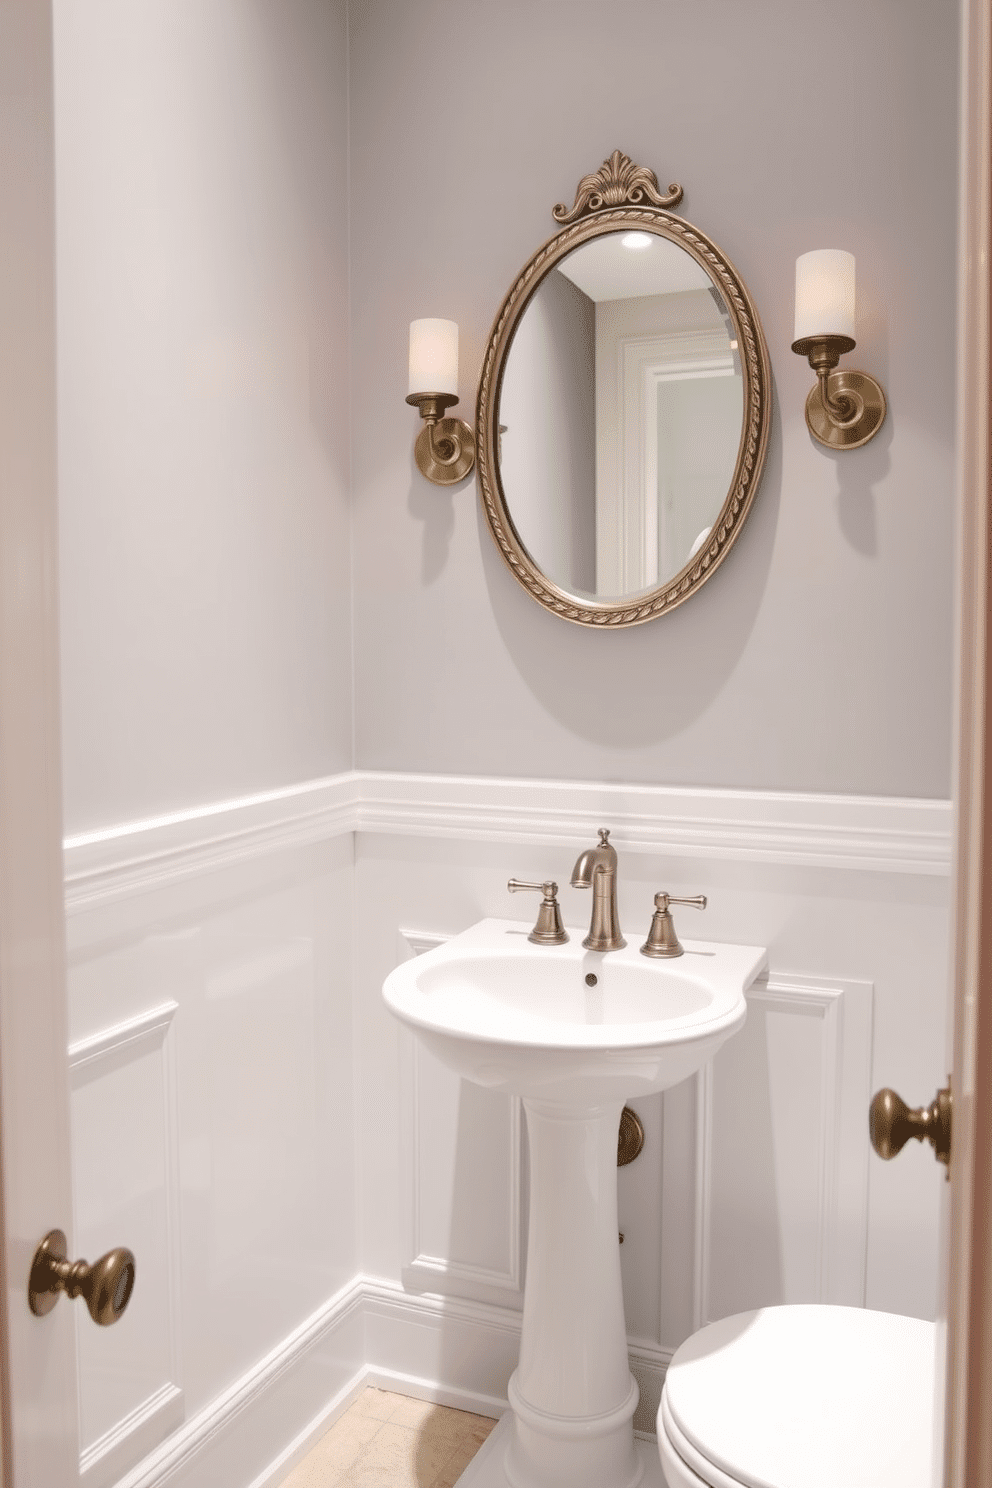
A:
[585,973,598,987]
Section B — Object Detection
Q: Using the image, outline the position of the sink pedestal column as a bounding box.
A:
[502,1098,642,1488]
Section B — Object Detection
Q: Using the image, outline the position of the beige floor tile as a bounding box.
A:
[439,1409,497,1446]
[412,1410,473,1456]
[432,1438,482,1488]
[340,1466,414,1488]
[387,1395,447,1429]
[280,1451,345,1488]
[349,1387,407,1422]
[410,1426,471,1484]
[464,1415,497,1448]
[367,1420,460,1486]
[355,1422,418,1474]
[312,1413,383,1473]
[280,1391,496,1488]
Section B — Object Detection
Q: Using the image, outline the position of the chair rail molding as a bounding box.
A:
[63,771,952,910]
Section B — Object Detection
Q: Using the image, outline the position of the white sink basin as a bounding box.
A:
[383,916,766,1102]
[382,914,767,1488]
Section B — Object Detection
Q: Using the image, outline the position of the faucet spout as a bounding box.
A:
[569,849,597,889]
[570,828,626,951]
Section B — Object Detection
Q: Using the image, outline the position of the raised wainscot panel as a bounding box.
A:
[702,973,873,1328]
[70,1002,184,1488]
[398,931,524,1310]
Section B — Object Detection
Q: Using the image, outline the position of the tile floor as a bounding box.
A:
[279,1387,499,1488]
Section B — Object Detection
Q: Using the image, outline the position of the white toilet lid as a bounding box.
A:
[660,1305,935,1488]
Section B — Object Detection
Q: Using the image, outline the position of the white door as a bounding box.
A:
[0,2,80,1483]
[934,0,992,1482]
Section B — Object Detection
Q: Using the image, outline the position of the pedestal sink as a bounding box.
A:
[383,918,767,1488]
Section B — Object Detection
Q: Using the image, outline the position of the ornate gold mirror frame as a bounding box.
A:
[476,153,772,627]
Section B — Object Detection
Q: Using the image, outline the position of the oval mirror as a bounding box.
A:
[476,154,771,626]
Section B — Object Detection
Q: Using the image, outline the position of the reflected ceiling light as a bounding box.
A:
[621,232,653,250]
[790,250,886,450]
[405,318,475,485]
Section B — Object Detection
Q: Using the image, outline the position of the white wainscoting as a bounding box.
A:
[70,1001,183,1488]
[386,931,874,1432]
[396,931,525,1312]
[62,771,951,1485]
[699,973,873,1324]
[64,792,360,1488]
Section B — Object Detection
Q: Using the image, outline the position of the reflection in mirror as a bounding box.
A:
[498,231,743,602]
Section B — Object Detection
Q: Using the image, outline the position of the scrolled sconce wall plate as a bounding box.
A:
[790,334,886,451]
[404,392,476,485]
[475,151,772,628]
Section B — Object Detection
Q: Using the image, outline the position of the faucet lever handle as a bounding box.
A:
[640,891,707,959]
[507,879,569,946]
[663,893,707,911]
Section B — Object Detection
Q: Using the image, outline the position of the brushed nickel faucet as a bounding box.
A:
[640,891,707,958]
[570,828,626,951]
[507,879,569,945]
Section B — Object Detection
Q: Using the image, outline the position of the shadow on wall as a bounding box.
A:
[408,455,462,585]
[832,418,892,558]
[472,415,783,750]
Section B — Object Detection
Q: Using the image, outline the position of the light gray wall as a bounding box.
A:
[55,0,353,834]
[349,0,957,797]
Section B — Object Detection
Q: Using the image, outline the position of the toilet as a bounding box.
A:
[657,1304,936,1488]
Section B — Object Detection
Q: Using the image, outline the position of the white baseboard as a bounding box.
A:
[115,1278,365,1488]
[362,1276,524,1411]
[247,1368,370,1488]
[361,1366,507,1421]
[119,1275,673,1488]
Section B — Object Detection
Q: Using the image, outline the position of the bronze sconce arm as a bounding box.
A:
[404,390,475,485]
[791,332,886,450]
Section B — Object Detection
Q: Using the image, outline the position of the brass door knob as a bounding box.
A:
[869,1084,952,1168]
[28,1228,135,1326]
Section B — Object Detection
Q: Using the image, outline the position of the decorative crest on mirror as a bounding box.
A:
[553,150,683,225]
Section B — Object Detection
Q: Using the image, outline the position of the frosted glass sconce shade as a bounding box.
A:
[405,318,475,485]
[791,249,885,450]
[794,250,856,341]
[408,318,460,397]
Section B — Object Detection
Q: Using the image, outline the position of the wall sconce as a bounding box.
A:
[405,318,475,485]
[791,250,886,450]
